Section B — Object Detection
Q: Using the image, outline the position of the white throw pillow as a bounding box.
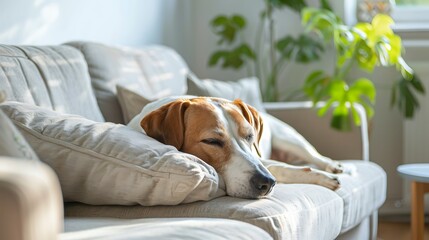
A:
[186,72,266,112]
[0,101,224,206]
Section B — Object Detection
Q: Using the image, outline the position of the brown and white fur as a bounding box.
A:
[128,96,342,199]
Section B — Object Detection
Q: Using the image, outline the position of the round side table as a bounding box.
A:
[397,163,429,240]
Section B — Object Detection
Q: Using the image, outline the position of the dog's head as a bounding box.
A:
[140,97,276,199]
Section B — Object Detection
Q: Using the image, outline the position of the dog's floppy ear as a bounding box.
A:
[233,99,264,157]
[140,99,191,150]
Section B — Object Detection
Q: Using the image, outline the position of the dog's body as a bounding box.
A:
[128,96,342,199]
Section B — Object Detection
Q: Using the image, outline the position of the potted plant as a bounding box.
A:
[208,0,329,102]
[301,8,424,130]
[207,1,424,131]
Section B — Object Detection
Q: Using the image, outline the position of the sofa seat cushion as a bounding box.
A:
[0,44,104,122]
[65,184,343,240]
[1,101,224,206]
[336,160,386,232]
[62,217,272,240]
[66,41,189,124]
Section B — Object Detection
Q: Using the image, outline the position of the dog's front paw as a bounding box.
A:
[325,161,343,174]
[313,170,341,190]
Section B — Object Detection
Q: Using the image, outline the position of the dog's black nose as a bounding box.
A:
[250,173,276,196]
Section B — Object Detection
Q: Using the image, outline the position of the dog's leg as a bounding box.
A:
[261,159,340,190]
[264,114,344,173]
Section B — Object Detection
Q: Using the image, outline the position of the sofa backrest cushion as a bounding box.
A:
[66,41,189,124]
[1,101,224,206]
[0,45,104,122]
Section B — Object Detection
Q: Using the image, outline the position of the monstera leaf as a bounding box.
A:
[276,34,324,63]
[211,15,246,44]
[267,0,306,12]
[208,44,256,69]
[391,75,425,118]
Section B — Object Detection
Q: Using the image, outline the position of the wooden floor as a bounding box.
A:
[378,217,429,240]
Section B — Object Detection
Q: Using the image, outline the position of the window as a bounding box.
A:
[392,0,429,27]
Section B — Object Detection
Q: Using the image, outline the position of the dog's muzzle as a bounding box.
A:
[250,171,276,197]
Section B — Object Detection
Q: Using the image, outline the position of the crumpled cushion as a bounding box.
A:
[0,101,224,206]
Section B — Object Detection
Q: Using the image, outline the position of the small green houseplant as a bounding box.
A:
[302,8,424,130]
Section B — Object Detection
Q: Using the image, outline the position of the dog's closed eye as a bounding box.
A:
[201,138,224,148]
[245,133,254,142]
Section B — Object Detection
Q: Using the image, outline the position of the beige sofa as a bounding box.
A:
[0,42,386,240]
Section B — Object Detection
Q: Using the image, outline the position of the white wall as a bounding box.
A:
[0,0,192,59]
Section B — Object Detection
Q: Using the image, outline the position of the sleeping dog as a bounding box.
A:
[128,96,343,199]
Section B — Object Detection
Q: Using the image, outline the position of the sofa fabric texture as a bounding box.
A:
[66,41,189,124]
[0,101,224,205]
[0,157,63,240]
[62,218,272,240]
[0,109,39,161]
[0,45,104,122]
[64,160,385,240]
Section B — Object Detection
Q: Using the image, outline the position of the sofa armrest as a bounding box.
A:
[0,157,63,240]
[263,101,369,161]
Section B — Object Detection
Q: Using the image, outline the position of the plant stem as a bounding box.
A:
[265,0,278,101]
[335,41,361,81]
[255,10,265,91]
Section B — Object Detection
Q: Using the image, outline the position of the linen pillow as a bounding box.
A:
[0,101,224,206]
[0,91,39,161]
[186,72,266,112]
[116,85,152,124]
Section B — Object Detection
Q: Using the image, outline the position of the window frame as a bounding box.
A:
[391,4,429,30]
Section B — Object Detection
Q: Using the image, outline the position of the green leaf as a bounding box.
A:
[208,51,228,66]
[207,44,255,70]
[317,99,335,116]
[210,14,247,45]
[349,78,376,103]
[331,113,351,131]
[350,104,361,126]
[320,0,332,11]
[232,15,246,29]
[211,16,228,27]
[268,0,307,12]
[410,75,425,94]
[303,70,331,104]
[311,78,376,130]
[276,34,324,63]
[391,75,426,118]
[301,8,341,42]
